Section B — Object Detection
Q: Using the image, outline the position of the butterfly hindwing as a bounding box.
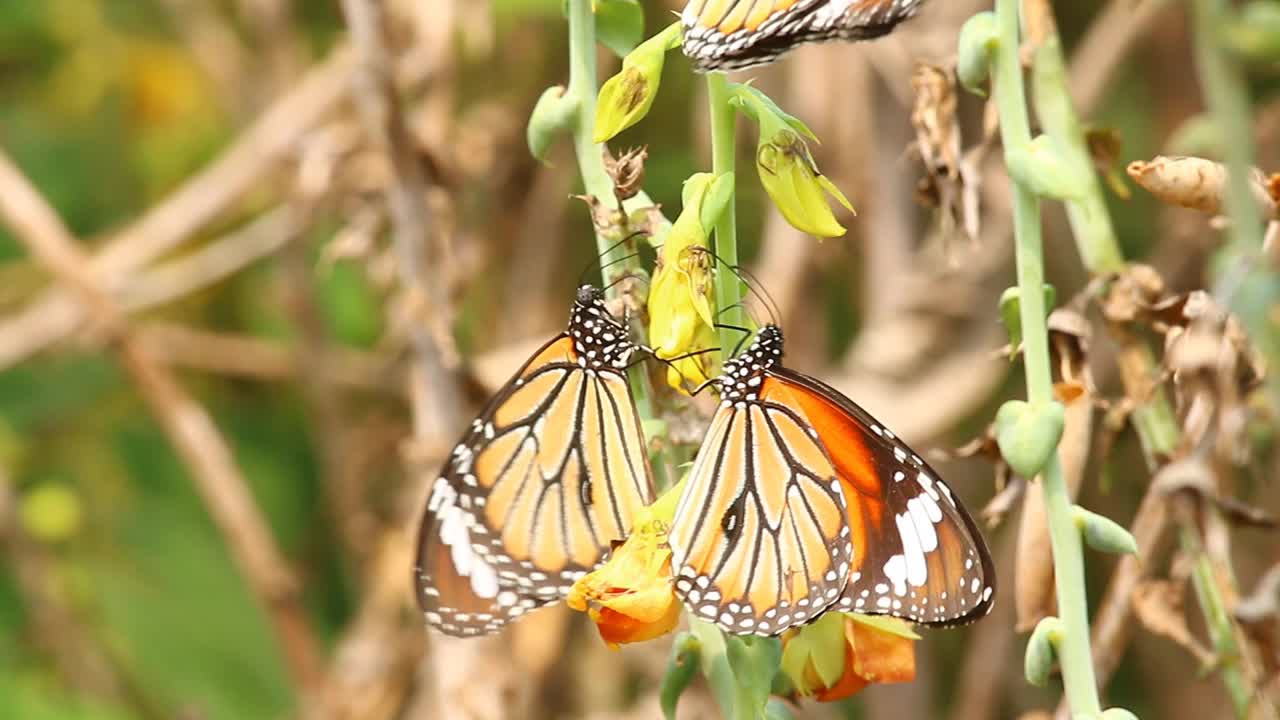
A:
[682,0,927,71]
[771,367,997,625]
[669,331,853,636]
[414,288,656,636]
[669,325,995,638]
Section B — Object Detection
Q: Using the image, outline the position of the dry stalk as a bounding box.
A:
[0,151,326,704]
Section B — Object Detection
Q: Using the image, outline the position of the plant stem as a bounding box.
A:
[706,72,746,350]
[1031,3,1268,711]
[563,0,670,488]
[993,0,1101,714]
[1191,0,1280,412]
[566,0,620,267]
[1184,526,1254,719]
[1025,8,1124,275]
[1189,4,1275,714]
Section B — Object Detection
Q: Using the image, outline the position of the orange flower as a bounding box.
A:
[781,613,918,701]
[567,512,680,649]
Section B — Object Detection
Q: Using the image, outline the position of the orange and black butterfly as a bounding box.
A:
[414,285,655,636]
[667,324,994,635]
[681,0,926,71]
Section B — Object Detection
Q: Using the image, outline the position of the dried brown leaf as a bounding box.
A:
[1127,155,1277,219]
[1132,579,1218,668]
[602,146,648,202]
[910,63,982,244]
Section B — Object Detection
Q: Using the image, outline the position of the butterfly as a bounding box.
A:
[667,324,995,635]
[681,0,926,71]
[414,285,656,636]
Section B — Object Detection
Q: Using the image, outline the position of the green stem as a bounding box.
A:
[564,0,671,489]
[566,0,615,258]
[1188,3,1274,714]
[1184,527,1254,719]
[1027,24,1124,275]
[706,72,745,351]
[993,0,1101,714]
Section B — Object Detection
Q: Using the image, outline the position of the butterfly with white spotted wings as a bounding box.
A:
[681,0,928,71]
[413,285,656,636]
[667,324,995,636]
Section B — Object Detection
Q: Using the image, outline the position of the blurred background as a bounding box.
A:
[0,0,1277,719]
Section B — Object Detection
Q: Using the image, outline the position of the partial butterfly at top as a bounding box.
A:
[667,325,995,636]
[682,0,927,71]
[414,285,655,636]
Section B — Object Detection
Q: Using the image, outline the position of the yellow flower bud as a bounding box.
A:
[757,129,855,238]
[647,173,727,391]
[593,22,683,143]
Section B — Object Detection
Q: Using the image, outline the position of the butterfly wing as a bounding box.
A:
[415,334,656,636]
[668,390,854,636]
[769,367,997,626]
[682,0,926,71]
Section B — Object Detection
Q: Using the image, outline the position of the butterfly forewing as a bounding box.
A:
[775,368,997,625]
[414,287,656,636]
[669,332,853,636]
[682,0,926,71]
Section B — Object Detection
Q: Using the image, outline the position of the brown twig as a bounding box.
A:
[339,0,463,447]
[0,150,326,703]
[137,322,397,392]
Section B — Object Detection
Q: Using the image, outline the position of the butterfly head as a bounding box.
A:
[570,284,637,369]
[718,325,784,402]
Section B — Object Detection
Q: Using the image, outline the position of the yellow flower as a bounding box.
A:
[594,22,683,143]
[648,173,730,392]
[757,128,855,239]
[567,513,680,649]
[781,613,918,701]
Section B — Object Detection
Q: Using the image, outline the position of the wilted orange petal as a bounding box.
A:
[846,618,917,684]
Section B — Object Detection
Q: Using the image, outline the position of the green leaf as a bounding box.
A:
[995,399,1066,478]
[660,632,701,720]
[849,613,922,640]
[594,0,645,57]
[1099,709,1141,720]
[698,172,735,231]
[1006,134,1089,201]
[764,698,798,720]
[1074,505,1139,555]
[998,284,1057,353]
[957,11,998,96]
[1024,616,1063,687]
[726,635,782,719]
[729,83,818,141]
[526,85,576,162]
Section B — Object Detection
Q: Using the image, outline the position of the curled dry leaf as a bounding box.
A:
[1234,563,1280,680]
[1086,127,1131,199]
[1150,456,1274,530]
[602,145,648,202]
[573,193,623,233]
[949,425,1012,494]
[1100,264,1167,325]
[981,476,1025,528]
[1126,155,1277,220]
[1132,579,1218,668]
[910,63,983,244]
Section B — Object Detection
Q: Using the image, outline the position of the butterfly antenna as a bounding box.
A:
[578,231,649,286]
[691,246,779,327]
[713,323,754,359]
